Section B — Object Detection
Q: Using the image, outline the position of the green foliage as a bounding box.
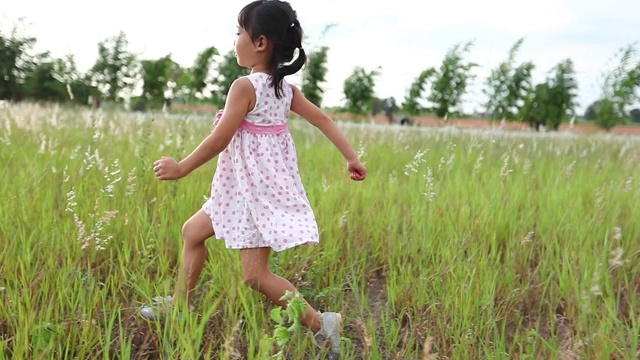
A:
[343,66,379,116]
[583,99,604,121]
[484,38,535,121]
[166,62,187,96]
[22,55,69,102]
[302,46,329,107]
[66,79,93,106]
[403,68,436,116]
[428,41,478,118]
[141,55,174,107]
[52,54,80,86]
[167,64,191,101]
[263,291,306,359]
[595,43,640,131]
[595,99,620,131]
[0,20,38,100]
[521,59,578,131]
[211,50,251,107]
[0,28,86,104]
[189,46,218,98]
[88,31,140,102]
[52,54,91,104]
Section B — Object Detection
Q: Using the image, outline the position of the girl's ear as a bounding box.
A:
[254,35,269,52]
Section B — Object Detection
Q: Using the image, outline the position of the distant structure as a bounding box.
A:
[372,97,412,125]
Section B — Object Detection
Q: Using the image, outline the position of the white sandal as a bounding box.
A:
[139,295,175,321]
[313,312,343,359]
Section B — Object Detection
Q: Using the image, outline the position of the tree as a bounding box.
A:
[595,99,620,131]
[22,54,69,102]
[88,31,139,102]
[428,41,477,118]
[51,54,84,102]
[595,43,640,131]
[0,20,38,100]
[69,75,95,106]
[343,66,379,116]
[189,46,218,100]
[483,38,535,121]
[302,45,329,107]
[521,59,578,131]
[300,24,335,108]
[520,84,551,131]
[211,49,250,107]
[141,55,174,106]
[0,21,90,105]
[47,54,94,105]
[583,99,604,121]
[165,62,191,100]
[403,68,436,116]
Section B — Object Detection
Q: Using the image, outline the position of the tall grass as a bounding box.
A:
[1,104,639,359]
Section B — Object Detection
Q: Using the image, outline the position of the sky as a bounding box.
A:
[2,0,640,114]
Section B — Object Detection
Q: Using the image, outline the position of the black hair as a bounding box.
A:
[238,0,307,98]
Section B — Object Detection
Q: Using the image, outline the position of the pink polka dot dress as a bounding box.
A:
[202,72,319,252]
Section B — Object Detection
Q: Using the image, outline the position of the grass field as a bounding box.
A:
[1,104,639,359]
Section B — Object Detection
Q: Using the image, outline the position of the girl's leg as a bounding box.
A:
[173,209,215,305]
[240,247,322,333]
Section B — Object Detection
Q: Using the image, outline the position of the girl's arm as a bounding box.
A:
[290,85,366,180]
[290,85,358,161]
[153,78,254,180]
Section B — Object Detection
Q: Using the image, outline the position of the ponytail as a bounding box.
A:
[271,47,306,98]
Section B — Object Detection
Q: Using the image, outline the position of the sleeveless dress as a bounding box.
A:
[202,72,320,252]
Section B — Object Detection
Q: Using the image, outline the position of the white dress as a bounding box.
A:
[202,72,320,252]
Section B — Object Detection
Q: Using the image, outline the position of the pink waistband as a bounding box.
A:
[240,120,288,135]
[215,110,288,135]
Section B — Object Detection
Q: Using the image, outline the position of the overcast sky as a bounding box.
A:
[3,0,639,114]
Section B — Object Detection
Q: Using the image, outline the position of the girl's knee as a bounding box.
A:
[181,210,215,248]
[182,220,205,247]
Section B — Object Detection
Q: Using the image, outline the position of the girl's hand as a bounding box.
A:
[153,157,184,180]
[348,160,367,181]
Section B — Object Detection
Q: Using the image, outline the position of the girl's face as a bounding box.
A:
[234,26,269,70]
[235,27,256,68]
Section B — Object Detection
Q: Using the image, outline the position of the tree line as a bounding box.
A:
[1,20,639,131]
[348,39,640,131]
[0,25,252,111]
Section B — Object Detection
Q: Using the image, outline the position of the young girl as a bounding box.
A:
[140,0,367,357]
